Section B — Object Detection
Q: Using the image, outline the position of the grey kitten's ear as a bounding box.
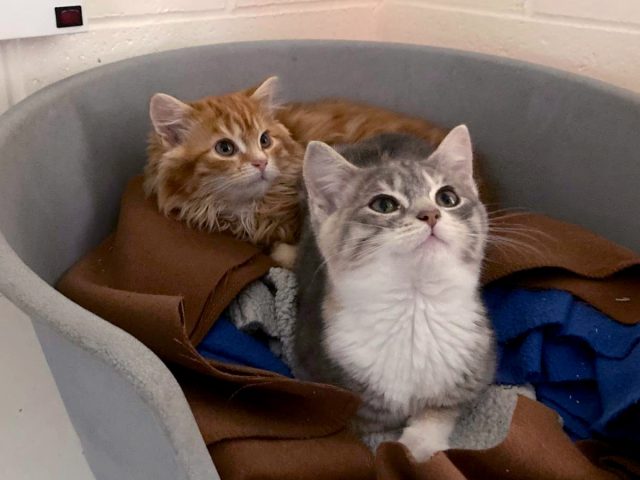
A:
[434,124,474,184]
[304,141,358,219]
[250,76,280,110]
[149,93,193,146]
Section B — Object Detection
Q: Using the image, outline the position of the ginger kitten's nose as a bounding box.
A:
[417,209,441,228]
[251,158,268,171]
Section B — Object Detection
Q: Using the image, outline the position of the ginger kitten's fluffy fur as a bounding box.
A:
[144,77,474,263]
[145,78,303,250]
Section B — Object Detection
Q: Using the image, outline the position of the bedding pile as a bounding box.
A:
[57,176,640,480]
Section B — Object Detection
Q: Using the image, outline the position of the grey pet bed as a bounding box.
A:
[0,40,638,480]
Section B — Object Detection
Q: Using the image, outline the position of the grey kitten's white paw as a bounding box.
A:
[397,407,459,462]
[398,424,449,462]
[270,243,298,269]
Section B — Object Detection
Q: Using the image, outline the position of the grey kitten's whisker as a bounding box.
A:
[486,233,539,246]
[447,223,548,257]
[488,229,546,243]
[488,223,544,232]
[484,203,527,212]
[488,221,556,238]
[485,235,547,257]
[486,228,541,241]
[486,206,529,215]
[487,212,534,222]
[488,218,546,229]
[487,211,528,219]
[488,227,556,244]
[458,230,546,256]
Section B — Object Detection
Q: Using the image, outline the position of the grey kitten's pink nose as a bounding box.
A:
[417,209,441,227]
[251,158,268,171]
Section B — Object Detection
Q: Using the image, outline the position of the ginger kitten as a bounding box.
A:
[145,77,304,260]
[144,77,486,266]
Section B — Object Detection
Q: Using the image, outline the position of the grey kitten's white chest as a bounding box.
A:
[324,264,490,419]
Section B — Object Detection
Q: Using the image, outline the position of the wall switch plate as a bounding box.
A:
[0,1,86,41]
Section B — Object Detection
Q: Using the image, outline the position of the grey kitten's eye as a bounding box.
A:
[369,195,400,214]
[260,131,272,149]
[215,139,236,156]
[435,186,460,208]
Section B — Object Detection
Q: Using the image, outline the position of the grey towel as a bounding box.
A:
[229,267,298,369]
[229,267,533,451]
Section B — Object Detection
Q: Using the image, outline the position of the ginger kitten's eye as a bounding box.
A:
[435,186,460,208]
[369,195,400,214]
[260,131,272,149]
[215,139,236,156]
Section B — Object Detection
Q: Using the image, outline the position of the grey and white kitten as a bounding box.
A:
[293,127,496,461]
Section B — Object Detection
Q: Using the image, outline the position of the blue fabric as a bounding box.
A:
[197,313,292,377]
[485,286,640,443]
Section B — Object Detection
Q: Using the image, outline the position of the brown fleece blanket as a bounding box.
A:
[57,176,640,479]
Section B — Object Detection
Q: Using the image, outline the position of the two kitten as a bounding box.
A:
[144,79,496,461]
[295,129,495,460]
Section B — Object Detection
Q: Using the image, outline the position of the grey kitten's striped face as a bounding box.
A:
[303,127,487,272]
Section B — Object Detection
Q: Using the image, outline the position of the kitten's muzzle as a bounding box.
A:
[417,209,441,228]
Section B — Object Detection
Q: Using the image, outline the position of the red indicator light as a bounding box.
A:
[55,6,83,28]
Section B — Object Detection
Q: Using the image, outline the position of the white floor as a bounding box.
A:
[0,293,96,480]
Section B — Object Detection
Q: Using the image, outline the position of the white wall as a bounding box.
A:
[0,0,639,113]
[377,0,640,95]
[0,0,378,113]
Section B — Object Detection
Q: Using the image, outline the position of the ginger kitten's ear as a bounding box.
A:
[304,141,358,222]
[434,124,475,190]
[250,76,280,110]
[149,93,193,146]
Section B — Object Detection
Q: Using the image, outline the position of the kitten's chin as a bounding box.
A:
[392,233,459,265]
[403,231,448,253]
[234,179,273,202]
[414,242,450,262]
[222,167,276,202]
[262,165,281,182]
[237,165,280,201]
[420,234,447,248]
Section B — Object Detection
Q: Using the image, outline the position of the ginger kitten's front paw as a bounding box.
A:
[398,407,459,462]
[270,243,298,269]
